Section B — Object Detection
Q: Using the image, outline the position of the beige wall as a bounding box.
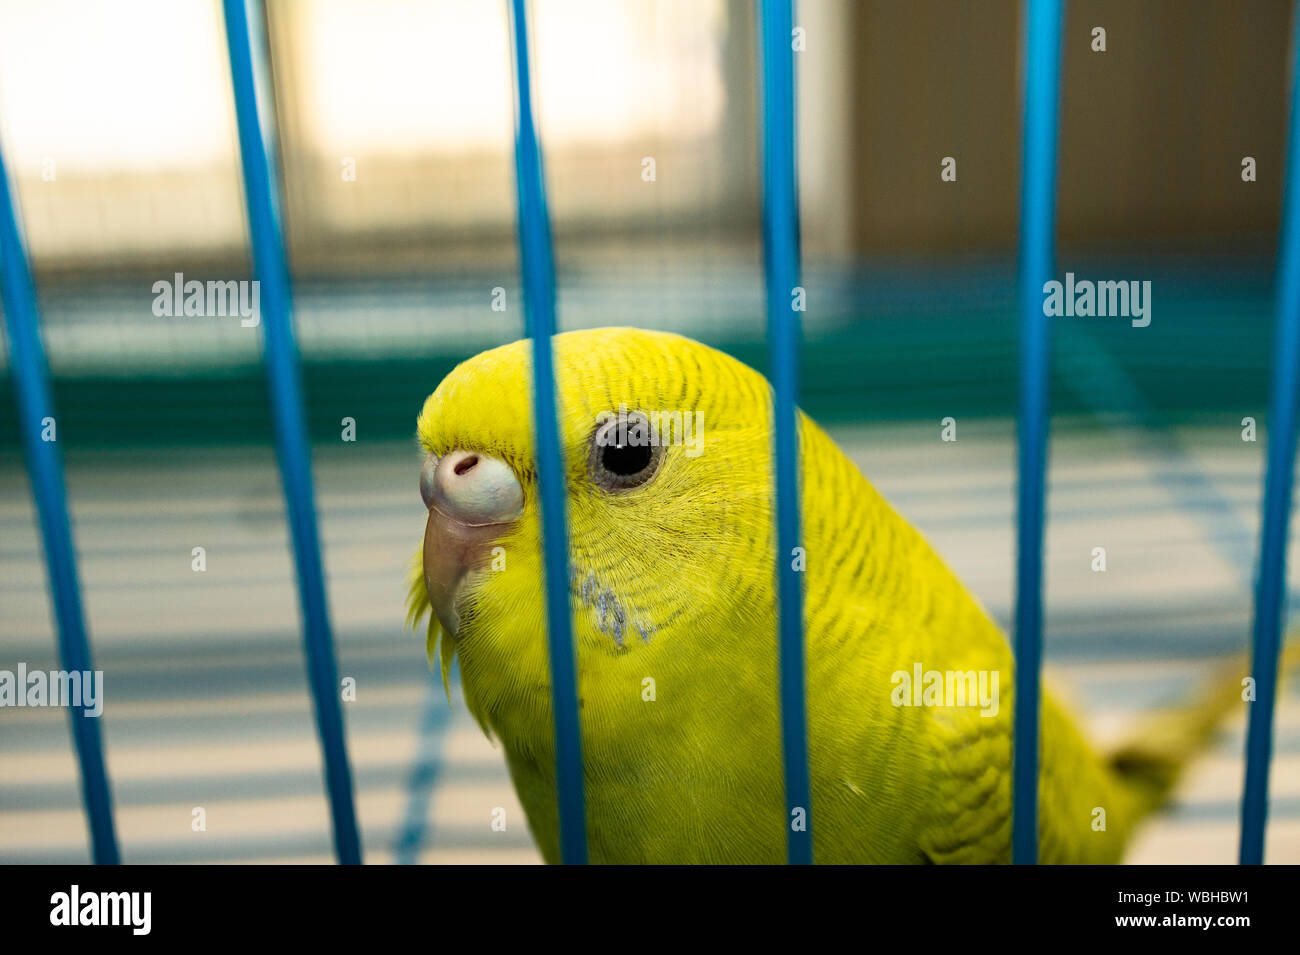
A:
[840,0,1292,255]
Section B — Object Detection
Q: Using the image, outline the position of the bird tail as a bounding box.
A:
[1106,636,1300,821]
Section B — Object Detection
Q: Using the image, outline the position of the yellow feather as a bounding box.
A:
[404,549,453,703]
[405,326,1267,863]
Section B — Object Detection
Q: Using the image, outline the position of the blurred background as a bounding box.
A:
[2,0,1299,863]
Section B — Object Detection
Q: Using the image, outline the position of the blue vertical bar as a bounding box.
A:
[0,139,120,866]
[506,0,587,865]
[1239,5,1300,867]
[221,0,361,865]
[759,0,812,865]
[1013,0,1064,866]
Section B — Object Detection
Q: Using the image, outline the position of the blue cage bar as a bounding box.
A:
[1239,0,1300,867]
[0,137,120,866]
[759,0,813,866]
[1012,0,1064,866]
[221,0,361,866]
[3,0,1297,867]
[507,0,589,865]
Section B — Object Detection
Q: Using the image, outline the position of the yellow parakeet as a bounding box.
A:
[406,326,1257,864]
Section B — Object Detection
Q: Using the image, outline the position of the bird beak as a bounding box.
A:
[422,450,524,637]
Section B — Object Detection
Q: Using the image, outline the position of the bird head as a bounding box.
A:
[406,327,782,747]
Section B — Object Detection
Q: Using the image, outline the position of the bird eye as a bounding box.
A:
[419,453,439,508]
[590,412,663,491]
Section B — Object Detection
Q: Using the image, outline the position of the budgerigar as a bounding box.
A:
[406,327,1256,864]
